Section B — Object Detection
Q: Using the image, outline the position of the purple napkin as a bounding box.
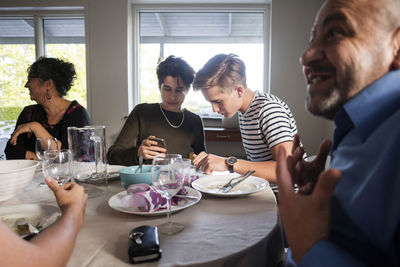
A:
[122,184,188,212]
[184,174,199,187]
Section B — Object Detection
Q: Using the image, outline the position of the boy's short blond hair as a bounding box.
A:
[193,54,247,93]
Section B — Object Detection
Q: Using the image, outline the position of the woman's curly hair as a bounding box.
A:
[27,57,77,96]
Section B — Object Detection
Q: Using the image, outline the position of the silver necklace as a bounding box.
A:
[159,103,185,129]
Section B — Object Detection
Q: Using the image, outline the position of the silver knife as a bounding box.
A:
[223,170,255,193]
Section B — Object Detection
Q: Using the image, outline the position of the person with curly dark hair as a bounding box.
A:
[5,57,91,160]
[107,55,205,166]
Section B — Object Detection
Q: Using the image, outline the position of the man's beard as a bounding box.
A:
[306,66,355,120]
[306,85,341,119]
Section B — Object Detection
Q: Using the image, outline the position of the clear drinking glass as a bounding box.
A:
[35,137,59,161]
[42,149,72,185]
[151,154,185,235]
[35,137,59,186]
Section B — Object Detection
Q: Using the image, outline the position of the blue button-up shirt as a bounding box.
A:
[288,70,400,266]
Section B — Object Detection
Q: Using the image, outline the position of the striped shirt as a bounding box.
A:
[239,90,298,162]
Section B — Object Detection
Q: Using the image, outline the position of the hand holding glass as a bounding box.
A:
[42,149,72,185]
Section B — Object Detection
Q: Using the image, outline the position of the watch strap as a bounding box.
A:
[228,164,234,173]
[226,156,237,173]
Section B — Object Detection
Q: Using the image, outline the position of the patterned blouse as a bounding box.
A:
[5,100,91,159]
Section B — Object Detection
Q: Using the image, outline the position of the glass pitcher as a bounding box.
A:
[68,125,107,184]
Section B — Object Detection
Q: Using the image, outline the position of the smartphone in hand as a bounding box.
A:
[148,137,166,149]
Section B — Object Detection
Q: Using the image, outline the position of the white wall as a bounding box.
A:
[270,0,333,154]
[85,0,131,149]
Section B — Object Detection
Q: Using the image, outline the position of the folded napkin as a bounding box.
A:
[122,184,188,212]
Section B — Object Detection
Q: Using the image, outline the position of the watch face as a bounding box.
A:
[227,157,237,165]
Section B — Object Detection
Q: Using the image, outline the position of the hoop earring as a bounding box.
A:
[45,93,53,101]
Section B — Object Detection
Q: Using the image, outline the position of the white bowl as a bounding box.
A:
[0,176,35,190]
[0,160,39,202]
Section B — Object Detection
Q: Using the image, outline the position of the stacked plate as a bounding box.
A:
[0,160,40,202]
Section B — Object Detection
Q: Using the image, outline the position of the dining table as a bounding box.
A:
[1,170,285,267]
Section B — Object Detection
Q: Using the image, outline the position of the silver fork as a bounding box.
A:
[218,170,254,192]
[222,170,255,193]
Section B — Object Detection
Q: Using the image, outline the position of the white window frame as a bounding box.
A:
[131,4,271,111]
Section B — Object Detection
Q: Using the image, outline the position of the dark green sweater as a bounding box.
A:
[107,103,206,166]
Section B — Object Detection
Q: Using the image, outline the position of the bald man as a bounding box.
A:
[276,0,400,266]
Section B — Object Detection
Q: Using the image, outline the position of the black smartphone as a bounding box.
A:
[148,137,166,149]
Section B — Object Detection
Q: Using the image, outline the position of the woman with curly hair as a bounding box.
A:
[5,57,91,160]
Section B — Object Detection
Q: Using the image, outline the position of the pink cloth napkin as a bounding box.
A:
[122,184,188,212]
[122,174,200,212]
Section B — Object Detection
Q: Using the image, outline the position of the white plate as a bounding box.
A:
[108,187,202,216]
[191,173,268,197]
[0,204,60,236]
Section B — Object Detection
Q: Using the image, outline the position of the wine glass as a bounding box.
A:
[42,149,72,185]
[35,137,58,186]
[35,137,59,161]
[152,154,185,235]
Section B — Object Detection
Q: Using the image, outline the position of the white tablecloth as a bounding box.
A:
[2,173,285,267]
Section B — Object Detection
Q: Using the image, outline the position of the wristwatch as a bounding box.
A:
[226,156,237,173]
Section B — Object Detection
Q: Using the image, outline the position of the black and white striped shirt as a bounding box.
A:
[239,90,298,162]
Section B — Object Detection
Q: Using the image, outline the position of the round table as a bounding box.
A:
[3,172,285,267]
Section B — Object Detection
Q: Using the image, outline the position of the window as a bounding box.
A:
[134,8,269,118]
[0,18,35,125]
[0,15,86,125]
